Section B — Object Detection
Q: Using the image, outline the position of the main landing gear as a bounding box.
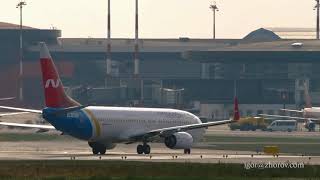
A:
[137,143,151,155]
[184,149,191,154]
[88,142,107,155]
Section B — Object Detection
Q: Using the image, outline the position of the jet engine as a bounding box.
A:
[164,132,193,149]
[304,120,316,132]
[105,142,117,150]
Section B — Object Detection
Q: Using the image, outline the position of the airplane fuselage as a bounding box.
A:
[43,106,205,147]
[304,108,320,118]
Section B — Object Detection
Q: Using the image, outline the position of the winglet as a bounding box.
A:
[233,97,240,121]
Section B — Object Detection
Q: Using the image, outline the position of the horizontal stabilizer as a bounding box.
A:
[0,112,29,117]
[0,122,55,130]
[0,106,42,114]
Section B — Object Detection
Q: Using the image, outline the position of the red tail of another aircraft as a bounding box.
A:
[233,97,240,121]
[39,42,80,108]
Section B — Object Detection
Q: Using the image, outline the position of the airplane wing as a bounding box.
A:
[128,119,235,142]
[0,112,29,117]
[259,114,320,121]
[0,106,42,114]
[128,96,240,143]
[0,122,55,130]
[280,109,303,113]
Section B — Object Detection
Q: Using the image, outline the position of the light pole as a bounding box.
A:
[134,0,143,104]
[315,0,320,39]
[209,2,219,39]
[134,0,140,76]
[16,1,27,102]
[105,0,112,87]
[281,91,288,109]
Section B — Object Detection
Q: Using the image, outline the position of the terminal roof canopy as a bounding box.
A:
[243,28,281,42]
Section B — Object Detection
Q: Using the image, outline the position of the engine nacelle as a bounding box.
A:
[304,120,316,132]
[105,142,117,150]
[164,132,193,149]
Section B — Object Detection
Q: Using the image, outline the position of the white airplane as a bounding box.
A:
[0,42,239,155]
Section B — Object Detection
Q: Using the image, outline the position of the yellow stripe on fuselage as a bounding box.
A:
[83,109,101,138]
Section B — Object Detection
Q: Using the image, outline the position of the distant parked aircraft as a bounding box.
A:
[260,82,320,130]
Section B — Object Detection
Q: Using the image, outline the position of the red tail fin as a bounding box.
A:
[40,42,80,108]
[233,97,240,121]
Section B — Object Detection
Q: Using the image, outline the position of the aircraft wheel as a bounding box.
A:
[143,144,151,154]
[184,149,191,154]
[92,148,99,155]
[89,142,107,155]
[137,144,144,154]
[99,147,107,155]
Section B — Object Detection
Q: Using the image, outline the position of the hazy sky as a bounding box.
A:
[0,0,317,38]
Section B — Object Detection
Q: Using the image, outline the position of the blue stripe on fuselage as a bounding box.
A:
[42,108,93,140]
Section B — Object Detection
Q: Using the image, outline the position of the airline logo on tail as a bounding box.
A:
[45,79,60,89]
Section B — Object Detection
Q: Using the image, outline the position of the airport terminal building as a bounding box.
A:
[1,22,320,119]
